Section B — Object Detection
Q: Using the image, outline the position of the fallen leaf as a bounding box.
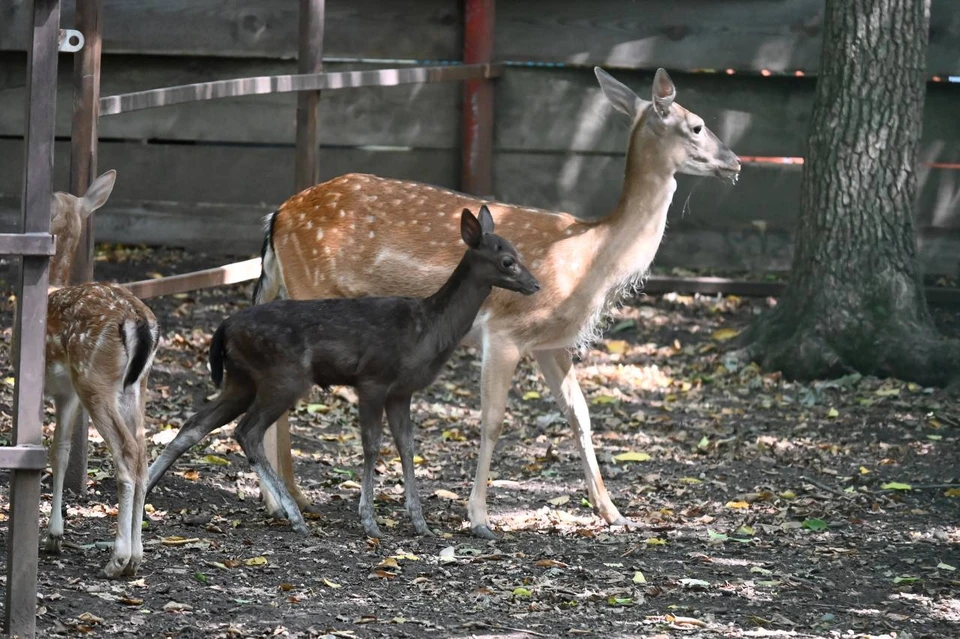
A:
[244,556,268,567]
[875,387,901,397]
[162,601,193,612]
[433,489,460,500]
[439,546,457,563]
[591,395,618,405]
[726,501,750,509]
[827,407,839,418]
[802,518,827,532]
[512,587,532,598]
[937,562,956,572]
[605,340,628,354]
[441,429,466,442]
[323,578,342,588]
[522,391,541,401]
[881,482,912,491]
[893,576,920,584]
[632,571,646,584]
[612,451,651,463]
[607,596,633,606]
[680,578,711,590]
[200,455,230,466]
[548,495,570,506]
[181,470,200,481]
[679,477,702,484]
[534,559,568,568]
[944,488,960,497]
[711,328,739,342]
[161,536,201,546]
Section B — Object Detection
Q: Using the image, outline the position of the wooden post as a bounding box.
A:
[461,0,495,196]
[294,0,324,192]
[64,0,103,496]
[5,0,59,636]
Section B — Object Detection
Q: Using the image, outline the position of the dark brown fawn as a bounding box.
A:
[147,206,539,537]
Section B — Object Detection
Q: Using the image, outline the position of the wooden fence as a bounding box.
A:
[1,0,959,275]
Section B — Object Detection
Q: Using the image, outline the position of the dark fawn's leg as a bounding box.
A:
[357,390,387,538]
[234,396,310,534]
[146,387,251,494]
[386,394,432,536]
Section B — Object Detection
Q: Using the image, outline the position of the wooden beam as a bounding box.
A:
[461,0,495,195]
[5,1,58,637]
[64,0,104,499]
[294,0,324,192]
[121,258,261,299]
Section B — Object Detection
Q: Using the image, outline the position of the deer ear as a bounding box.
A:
[461,208,483,249]
[80,169,117,218]
[651,68,676,118]
[478,204,495,234]
[595,67,646,120]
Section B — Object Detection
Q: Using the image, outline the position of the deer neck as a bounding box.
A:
[577,141,678,290]
[423,256,492,353]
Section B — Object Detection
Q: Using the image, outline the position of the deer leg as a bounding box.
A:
[357,390,386,538]
[468,338,521,540]
[120,380,149,576]
[45,389,81,553]
[87,400,140,578]
[262,413,318,518]
[234,397,309,535]
[146,386,250,495]
[385,394,432,536]
[534,348,634,528]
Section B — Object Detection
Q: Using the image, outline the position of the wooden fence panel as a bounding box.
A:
[494,0,960,75]
[0,0,460,60]
[0,53,460,148]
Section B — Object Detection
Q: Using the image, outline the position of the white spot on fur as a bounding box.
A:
[316,228,324,241]
[369,231,375,239]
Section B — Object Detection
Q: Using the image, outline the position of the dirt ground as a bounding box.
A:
[0,246,958,639]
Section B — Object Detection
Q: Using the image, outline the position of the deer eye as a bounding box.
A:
[501,256,515,269]
[692,125,703,135]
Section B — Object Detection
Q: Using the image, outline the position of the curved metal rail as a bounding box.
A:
[100,62,502,115]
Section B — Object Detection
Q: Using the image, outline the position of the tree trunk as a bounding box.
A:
[742,0,960,387]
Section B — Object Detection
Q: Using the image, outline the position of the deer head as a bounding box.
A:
[595,67,741,183]
[49,169,117,288]
[460,205,540,296]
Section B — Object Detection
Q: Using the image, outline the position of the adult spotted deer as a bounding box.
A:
[147,207,538,537]
[254,67,741,539]
[42,170,161,577]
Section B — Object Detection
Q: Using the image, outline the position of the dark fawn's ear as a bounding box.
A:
[461,208,483,249]
[652,68,676,118]
[478,204,495,234]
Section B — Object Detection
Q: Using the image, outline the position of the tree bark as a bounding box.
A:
[742,0,960,387]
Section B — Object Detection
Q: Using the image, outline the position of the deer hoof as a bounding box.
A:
[412,519,435,537]
[43,534,63,554]
[103,556,129,579]
[362,521,383,539]
[471,524,501,540]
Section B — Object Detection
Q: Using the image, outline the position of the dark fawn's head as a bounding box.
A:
[595,67,741,183]
[460,206,540,296]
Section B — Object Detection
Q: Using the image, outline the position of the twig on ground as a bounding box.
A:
[799,475,854,499]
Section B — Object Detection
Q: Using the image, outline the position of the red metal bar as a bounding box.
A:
[295,0,325,192]
[461,0,495,196]
[5,0,59,636]
[64,0,104,497]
